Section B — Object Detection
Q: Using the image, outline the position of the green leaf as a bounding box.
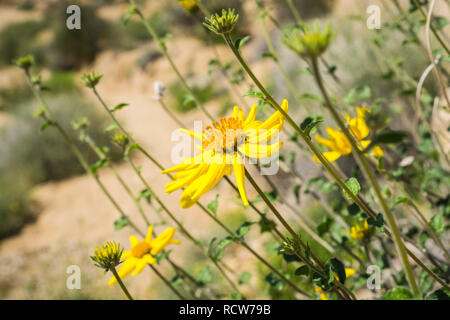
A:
[261,52,276,60]
[358,85,371,100]
[382,286,415,300]
[300,116,323,138]
[196,266,213,285]
[104,123,118,132]
[293,184,301,203]
[137,189,151,203]
[235,221,255,239]
[347,203,361,216]
[392,196,409,207]
[344,88,357,104]
[294,265,309,276]
[183,93,196,107]
[244,90,266,100]
[231,292,243,300]
[114,216,129,230]
[265,272,284,291]
[213,236,234,261]
[235,35,251,50]
[208,59,219,74]
[329,258,346,284]
[299,93,322,102]
[372,130,408,145]
[111,103,129,112]
[123,5,137,25]
[426,288,450,300]
[342,177,360,200]
[155,249,171,264]
[89,157,109,174]
[367,213,384,231]
[419,270,435,296]
[238,272,251,284]
[317,217,333,236]
[429,211,444,235]
[39,120,53,132]
[125,143,140,155]
[207,194,219,214]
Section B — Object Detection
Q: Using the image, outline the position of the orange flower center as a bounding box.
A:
[202,117,245,153]
[131,241,150,258]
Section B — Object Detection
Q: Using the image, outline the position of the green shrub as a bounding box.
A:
[0,20,45,67]
[0,94,119,238]
[169,80,217,113]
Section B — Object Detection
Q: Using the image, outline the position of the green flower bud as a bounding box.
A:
[203,8,239,35]
[81,72,103,89]
[14,54,35,71]
[91,241,123,271]
[282,22,335,59]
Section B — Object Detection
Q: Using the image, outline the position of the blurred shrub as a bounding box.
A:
[0,20,45,67]
[169,80,217,113]
[44,1,108,70]
[0,94,119,238]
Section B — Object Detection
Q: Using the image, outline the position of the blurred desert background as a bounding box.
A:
[0,0,449,299]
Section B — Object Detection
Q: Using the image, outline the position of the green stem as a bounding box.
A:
[411,0,450,55]
[310,57,420,297]
[130,0,214,121]
[149,265,185,300]
[110,267,134,300]
[220,33,449,289]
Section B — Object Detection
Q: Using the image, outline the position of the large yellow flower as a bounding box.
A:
[108,226,179,285]
[162,100,289,208]
[314,107,383,162]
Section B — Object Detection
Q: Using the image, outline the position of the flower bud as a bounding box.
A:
[203,8,239,35]
[81,72,103,89]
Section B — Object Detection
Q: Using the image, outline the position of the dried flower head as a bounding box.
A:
[282,22,335,59]
[153,81,166,100]
[203,9,239,35]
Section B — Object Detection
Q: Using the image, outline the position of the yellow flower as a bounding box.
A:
[162,100,289,208]
[346,220,371,241]
[178,0,197,10]
[314,107,383,162]
[108,226,180,285]
[315,287,329,300]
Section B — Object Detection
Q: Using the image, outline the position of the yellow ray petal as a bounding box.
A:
[232,160,249,206]
[179,128,203,141]
[131,258,148,276]
[129,235,140,248]
[145,226,153,243]
[243,104,258,128]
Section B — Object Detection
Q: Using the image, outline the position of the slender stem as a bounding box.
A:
[310,57,420,296]
[130,0,214,121]
[158,98,185,128]
[220,33,449,289]
[110,267,134,300]
[149,265,185,300]
[411,0,450,55]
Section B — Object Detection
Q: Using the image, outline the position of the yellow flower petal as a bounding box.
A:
[232,161,249,206]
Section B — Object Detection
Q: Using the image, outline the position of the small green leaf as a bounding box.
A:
[372,130,408,145]
[238,272,251,284]
[111,103,129,112]
[235,221,255,239]
[104,123,118,132]
[123,5,137,25]
[299,93,322,102]
[429,211,444,235]
[137,189,151,203]
[89,158,109,174]
[213,236,234,261]
[39,120,53,132]
[244,90,266,100]
[300,116,323,138]
[392,196,409,207]
[342,177,360,200]
[196,266,213,285]
[235,35,251,50]
[114,216,129,230]
[207,194,219,214]
[382,286,415,300]
[329,258,346,284]
[295,265,309,276]
[367,213,384,231]
[125,143,140,155]
[261,52,276,60]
